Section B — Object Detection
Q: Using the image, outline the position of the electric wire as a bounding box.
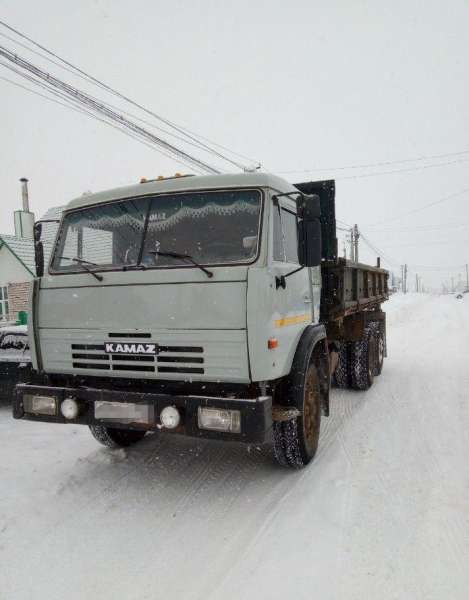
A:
[0,26,257,163]
[279,148,469,174]
[0,19,259,169]
[0,72,205,173]
[367,186,469,227]
[0,45,221,174]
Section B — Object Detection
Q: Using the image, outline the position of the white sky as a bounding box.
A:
[1,0,468,289]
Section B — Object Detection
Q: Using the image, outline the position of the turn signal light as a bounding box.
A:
[268,338,279,349]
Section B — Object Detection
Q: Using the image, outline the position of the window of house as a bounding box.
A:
[0,286,9,321]
[273,206,299,264]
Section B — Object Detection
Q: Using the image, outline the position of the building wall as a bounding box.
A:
[7,281,32,320]
[0,245,33,322]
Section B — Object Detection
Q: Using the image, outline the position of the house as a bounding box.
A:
[0,179,62,324]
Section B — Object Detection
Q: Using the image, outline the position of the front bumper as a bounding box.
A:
[14,384,273,444]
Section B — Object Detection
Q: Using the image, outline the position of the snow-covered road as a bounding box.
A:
[1,294,468,600]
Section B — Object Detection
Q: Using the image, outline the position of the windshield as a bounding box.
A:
[51,189,262,272]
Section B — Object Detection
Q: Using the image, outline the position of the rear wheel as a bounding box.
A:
[273,362,322,468]
[89,425,146,448]
[374,326,385,375]
[331,343,350,388]
[350,327,377,391]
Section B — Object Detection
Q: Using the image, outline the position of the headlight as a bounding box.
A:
[160,405,181,429]
[23,394,57,416]
[198,407,241,433]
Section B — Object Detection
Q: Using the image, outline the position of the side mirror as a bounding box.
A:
[34,222,44,277]
[297,194,322,267]
[298,219,322,267]
[35,240,44,277]
[33,222,42,242]
[297,194,321,220]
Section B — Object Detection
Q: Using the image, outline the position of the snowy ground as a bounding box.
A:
[1,293,468,600]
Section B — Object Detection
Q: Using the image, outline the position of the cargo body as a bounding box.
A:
[15,172,388,468]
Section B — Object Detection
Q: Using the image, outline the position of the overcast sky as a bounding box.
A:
[1,0,468,289]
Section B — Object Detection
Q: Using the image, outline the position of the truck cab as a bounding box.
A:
[14,172,388,468]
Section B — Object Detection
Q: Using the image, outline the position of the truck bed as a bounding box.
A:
[321,258,388,321]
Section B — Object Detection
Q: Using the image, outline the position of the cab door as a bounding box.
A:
[270,197,313,347]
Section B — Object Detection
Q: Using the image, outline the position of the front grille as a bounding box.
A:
[71,339,205,375]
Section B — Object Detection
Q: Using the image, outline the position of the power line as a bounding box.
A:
[0,19,258,170]
[0,72,206,173]
[366,220,469,233]
[0,55,232,163]
[358,232,401,267]
[378,238,469,249]
[0,61,206,173]
[290,156,469,181]
[360,230,467,275]
[366,186,469,227]
[0,45,223,174]
[335,156,469,180]
[279,148,469,174]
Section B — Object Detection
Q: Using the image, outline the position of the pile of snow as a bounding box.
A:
[0,325,30,363]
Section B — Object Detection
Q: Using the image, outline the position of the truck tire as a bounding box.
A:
[89,425,146,448]
[350,327,376,391]
[332,343,350,388]
[273,362,322,468]
[374,326,385,376]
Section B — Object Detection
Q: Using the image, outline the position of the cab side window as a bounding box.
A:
[273,206,299,264]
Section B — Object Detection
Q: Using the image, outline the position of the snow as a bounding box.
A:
[0,325,30,364]
[1,293,468,599]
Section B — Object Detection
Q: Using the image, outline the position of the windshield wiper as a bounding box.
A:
[148,250,213,278]
[58,256,104,282]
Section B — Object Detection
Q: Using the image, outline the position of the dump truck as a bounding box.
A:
[13,173,388,468]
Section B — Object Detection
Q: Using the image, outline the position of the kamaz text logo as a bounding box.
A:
[105,342,158,355]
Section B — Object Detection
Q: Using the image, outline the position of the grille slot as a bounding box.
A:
[112,355,155,362]
[157,356,203,364]
[159,346,203,353]
[108,332,151,338]
[158,366,204,374]
[73,362,110,370]
[111,364,154,372]
[72,353,109,360]
[72,344,104,351]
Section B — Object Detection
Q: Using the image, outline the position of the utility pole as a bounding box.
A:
[353,224,359,264]
[415,273,419,293]
[403,264,408,294]
[349,228,354,262]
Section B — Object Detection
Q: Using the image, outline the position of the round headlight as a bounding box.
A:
[160,405,180,429]
[61,398,79,420]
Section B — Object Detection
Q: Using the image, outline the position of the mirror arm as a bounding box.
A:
[275,266,304,289]
[272,191,303,204]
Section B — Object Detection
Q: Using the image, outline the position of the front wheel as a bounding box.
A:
[273,363,322,468]
[89,425,147,448]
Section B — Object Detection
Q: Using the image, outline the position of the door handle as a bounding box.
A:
[303,297,312,303]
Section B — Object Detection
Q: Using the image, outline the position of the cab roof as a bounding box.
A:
[65,172,297,212]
